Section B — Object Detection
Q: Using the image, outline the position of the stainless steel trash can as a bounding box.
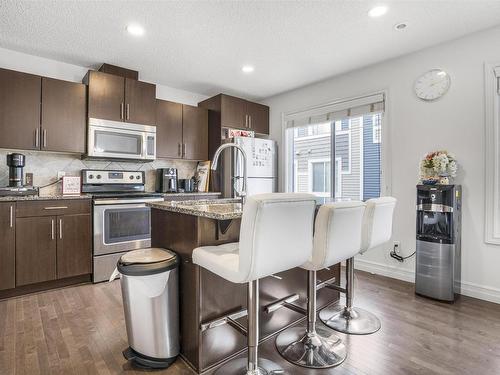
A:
[117,247,179,369]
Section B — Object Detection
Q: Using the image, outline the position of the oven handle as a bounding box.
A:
[93,198,164,205]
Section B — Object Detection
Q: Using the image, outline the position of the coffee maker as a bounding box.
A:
[0,153,38,196]
[156,168,178,193]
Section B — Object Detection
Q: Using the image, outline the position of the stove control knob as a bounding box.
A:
[88,174,94,179]
[136,175,141,180]
[96,174,101,179]
[129,175,134,180]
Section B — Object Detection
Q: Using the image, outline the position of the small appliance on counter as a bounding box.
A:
[156,168,178,193]
[178,178,196,193]
[415,184,462,302]
[0,153,38,197]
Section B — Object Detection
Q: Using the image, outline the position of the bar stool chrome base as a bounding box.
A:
[275,325,347,368]
[216,358,284,375]
[319,305,381,335]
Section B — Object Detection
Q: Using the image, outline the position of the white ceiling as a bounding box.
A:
[1,0,500,100]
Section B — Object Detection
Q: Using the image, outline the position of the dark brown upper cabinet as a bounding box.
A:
[156,100,208,161]
[84,70,156,126]
[182,105,208,160]
[220,95,247,130]
[246,101,269,135]
[200,94,269,134]
[41,77,86,153]
[125,78,156,125]
[0,68,41,150]
[156,100,183,158]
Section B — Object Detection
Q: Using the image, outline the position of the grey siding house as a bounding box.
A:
[292,114,381,200]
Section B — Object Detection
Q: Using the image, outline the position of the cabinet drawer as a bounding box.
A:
[16,199,91,217]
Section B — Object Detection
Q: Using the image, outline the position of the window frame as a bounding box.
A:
[282,90,391,199]
[307,158,331,197]
[484,62,500,245]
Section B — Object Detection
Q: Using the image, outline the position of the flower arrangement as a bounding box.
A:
[419,150,457,184]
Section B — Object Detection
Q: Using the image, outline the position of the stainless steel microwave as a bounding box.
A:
[87,118,156,161]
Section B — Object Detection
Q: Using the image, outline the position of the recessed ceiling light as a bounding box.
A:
[368,5,388,18]
[126,24,145,36]
[242,65,255,74]
[394,22,408,31]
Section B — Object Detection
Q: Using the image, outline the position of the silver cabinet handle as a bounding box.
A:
[178,143,181,157]
[269,274,283,280]
[249,115,252,129]
[120,102,124,119]
[59,218,63,239]
[183,143,187,158]
[126,103,130,120]
[35,128,40,148]
[42,129,47,148]
[51,219,55,240]
[9,205,13,228]
[44,206,68,210]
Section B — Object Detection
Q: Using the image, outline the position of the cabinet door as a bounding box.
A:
[57,214,91,279]
[41,77,86,153]
[87,71,125,122]
[0,68,41,150]
[125,78,156,126]
[156,100,183,158]
[0,203,15,290]
[246,101,269,134]
[182,105,208,160]
[220,94,247,129]
[16,216,57,286]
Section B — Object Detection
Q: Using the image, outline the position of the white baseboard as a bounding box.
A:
[354,258,414,283]
[354,258,500,305]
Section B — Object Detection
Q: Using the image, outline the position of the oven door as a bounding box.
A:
[93,202,153,255]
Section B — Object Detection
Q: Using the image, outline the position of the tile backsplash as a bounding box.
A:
[0,149,198,195]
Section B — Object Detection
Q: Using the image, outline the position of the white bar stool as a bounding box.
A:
[193,193,317,375]
[319,197,397,335]
[275,201,366,368]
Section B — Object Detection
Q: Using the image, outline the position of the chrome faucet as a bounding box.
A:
[211,143,248,203]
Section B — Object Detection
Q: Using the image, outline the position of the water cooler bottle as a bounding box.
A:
[415,185,462,301]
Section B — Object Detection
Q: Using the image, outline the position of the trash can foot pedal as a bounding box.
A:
[123,347,176,369]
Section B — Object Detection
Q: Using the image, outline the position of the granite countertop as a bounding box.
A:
[0,194,92,202]
[162,192,221,197]
[147,198,243,220]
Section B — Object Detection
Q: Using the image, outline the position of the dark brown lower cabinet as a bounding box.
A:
[16,216,57,286]
[57,214,91,278]
[0,203,16,290]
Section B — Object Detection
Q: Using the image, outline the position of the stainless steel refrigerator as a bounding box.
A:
[220,137,277,198]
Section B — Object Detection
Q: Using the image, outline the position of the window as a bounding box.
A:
[309,160,331,196]
[373,114,382,144]
[285,93,385,200]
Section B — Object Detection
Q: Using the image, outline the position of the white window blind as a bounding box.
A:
[284,93,385,129]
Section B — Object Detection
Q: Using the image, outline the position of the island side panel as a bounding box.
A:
[150,209,201,371]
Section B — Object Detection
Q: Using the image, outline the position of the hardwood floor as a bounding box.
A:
[1,270,499,375]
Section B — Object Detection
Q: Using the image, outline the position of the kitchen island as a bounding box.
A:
[148,199,341,374]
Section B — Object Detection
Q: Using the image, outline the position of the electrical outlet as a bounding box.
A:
[393,241,401,254]
[57,171,66,180]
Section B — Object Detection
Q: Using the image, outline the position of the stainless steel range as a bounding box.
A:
[81,169,164,282]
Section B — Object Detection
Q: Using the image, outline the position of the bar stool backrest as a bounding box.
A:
[360,197,397,254]
[238,193,317,282]
[304,201,365,271]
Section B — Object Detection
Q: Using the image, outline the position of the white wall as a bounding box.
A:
[263,25,500,304]
[0,47,207,105]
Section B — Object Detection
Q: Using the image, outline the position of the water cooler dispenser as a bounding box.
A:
[415,185,461,301]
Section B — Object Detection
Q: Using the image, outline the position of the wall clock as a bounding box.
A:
[414,69,451,101]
